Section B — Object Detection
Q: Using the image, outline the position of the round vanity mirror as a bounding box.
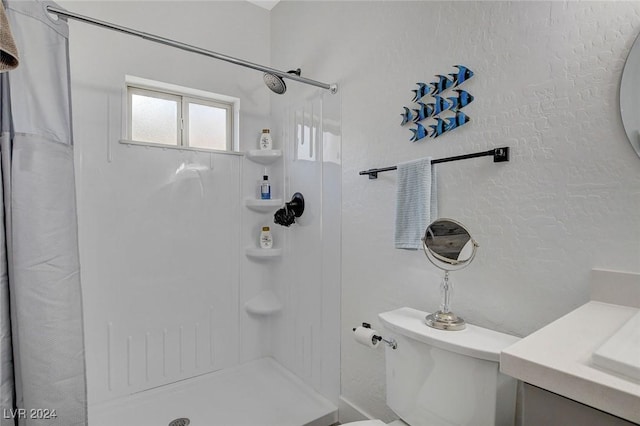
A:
[424,219,478,270]
[620,31,640,158]
[422,218,479,331]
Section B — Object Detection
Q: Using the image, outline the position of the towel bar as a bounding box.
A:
[359,147,509,179]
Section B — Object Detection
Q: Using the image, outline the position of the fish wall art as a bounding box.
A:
[430,74,454,95]
[429,117,448,138]
[449,65,474,87]
[409,123,429,142]
[412,102,434,122]
[447,90,474,111]
[445,111,470,131]
[432,96,452,116]
[411,82,431,102]
[400,65,474,140]
[400,107,414,125]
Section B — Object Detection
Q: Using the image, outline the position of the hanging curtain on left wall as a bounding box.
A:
[0,1,87,425]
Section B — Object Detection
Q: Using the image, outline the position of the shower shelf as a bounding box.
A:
[245,247,283,259]
[245,197,283,212]
[245,290,283,315]
[246,149,282,165]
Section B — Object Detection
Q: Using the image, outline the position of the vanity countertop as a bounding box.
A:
[500,300,640,423]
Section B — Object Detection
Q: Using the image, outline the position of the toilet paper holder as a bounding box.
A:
[353,322,398,349]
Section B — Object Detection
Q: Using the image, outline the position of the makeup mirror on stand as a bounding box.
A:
[422,218,479,331]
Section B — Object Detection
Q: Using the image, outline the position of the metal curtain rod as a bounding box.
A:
[359,147,510,179]
[45,5,338,94]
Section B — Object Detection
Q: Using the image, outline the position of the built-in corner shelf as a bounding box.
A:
[245,197,282,212]
[245,290,283,316]
[246,149,282,165]
[245,247,282,259]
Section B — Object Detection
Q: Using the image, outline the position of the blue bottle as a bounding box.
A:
[260,175,271,200]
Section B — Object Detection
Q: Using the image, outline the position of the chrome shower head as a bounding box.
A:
[263,68,301,94]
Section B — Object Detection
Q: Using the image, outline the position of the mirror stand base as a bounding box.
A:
[425,311,466,331]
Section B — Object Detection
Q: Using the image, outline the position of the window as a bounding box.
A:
[126,77,238,152]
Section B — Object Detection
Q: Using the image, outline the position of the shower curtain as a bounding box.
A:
[0,1,87,425]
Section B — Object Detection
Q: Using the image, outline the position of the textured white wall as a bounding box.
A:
[271,1,640,422]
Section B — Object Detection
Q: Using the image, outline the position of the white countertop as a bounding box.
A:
[501,300,640,423]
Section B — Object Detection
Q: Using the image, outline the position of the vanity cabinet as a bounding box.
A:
[523,383,637,426]
[500,271,640,425]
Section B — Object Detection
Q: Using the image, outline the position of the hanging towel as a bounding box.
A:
[394,157,438,249]
[0,1,19,72]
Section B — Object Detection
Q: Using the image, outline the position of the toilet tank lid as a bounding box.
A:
[378,307,520,362]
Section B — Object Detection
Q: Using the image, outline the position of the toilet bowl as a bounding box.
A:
[343,307,520,426]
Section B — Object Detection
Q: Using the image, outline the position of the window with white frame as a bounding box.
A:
[127,80,236,152]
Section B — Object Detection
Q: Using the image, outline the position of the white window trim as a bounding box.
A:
[123,75,240,152]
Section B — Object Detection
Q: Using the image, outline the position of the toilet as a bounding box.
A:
[345,307,520,426]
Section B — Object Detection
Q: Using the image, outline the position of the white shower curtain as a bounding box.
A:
[0,1,87,425]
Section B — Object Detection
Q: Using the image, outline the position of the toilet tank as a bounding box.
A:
[378,308,520,426]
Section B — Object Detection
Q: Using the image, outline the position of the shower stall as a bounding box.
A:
[55,2,341,424]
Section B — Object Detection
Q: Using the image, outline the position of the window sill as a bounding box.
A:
[119,139,244,156]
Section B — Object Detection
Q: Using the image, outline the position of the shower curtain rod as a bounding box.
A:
[45,5,338,94]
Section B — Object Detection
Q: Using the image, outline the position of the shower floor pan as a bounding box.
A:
[90,357,337,426]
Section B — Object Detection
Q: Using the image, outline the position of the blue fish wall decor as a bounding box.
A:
[447,89,474,111]
[409,123,429,142]
[429,74,454,95]
[401,66,474,136]
[449,65,474,88]
[411,82,430,102]
[432,95,452,116]
[400,107,414,126]
[445,111,470,131]
[412,102,434,122]
[429,118,448,138]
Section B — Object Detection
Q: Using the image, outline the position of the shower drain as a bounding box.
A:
[168,418,190,426]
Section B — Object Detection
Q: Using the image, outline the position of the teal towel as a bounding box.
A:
[394,158,438,249]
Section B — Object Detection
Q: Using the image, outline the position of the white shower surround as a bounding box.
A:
[66,0,267,404]
[78,143,243,400]
[66,1,340,422]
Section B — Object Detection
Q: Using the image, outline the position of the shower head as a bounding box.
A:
[263,68,301,94]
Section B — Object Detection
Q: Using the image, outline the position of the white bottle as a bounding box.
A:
[260,129,272,150]
[260,226,273,249]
